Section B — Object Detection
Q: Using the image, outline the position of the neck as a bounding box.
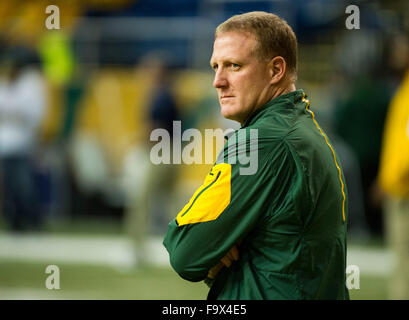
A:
[269,82,296,100]
[239,82,297,125]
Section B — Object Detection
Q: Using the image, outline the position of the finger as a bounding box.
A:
[208,262,224,279]
[225,246,238,262]
[225,250,234,262]
[221,255,232,267]
[230,245,239,261]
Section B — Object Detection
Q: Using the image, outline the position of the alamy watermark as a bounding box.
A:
[45,4,361,31]
[45,265,60,290]
[345,5,360,30]
[150,121,259,175]
[45,5,60,30]
[346,264,360,290]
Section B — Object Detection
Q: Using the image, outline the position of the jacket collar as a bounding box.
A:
[240,89,306,128]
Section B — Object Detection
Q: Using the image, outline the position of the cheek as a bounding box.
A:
[245,73,270,98]
[238,80,262,105]
[230,69,267,105]
[232,74,254,100]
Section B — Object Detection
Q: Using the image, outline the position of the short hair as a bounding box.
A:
[215,11,298,79]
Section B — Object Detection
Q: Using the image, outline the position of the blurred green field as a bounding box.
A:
[0,260,209,299]
[0,259,387,300]
[0,216,391,300]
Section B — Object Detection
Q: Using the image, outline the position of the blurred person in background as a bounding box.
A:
[332,29,394,237]
[377,32,409,300]
[125,56,181,266]
[146,58,181,234]
[0,47,46,231]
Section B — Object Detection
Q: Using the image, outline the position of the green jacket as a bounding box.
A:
[163,90,349,300]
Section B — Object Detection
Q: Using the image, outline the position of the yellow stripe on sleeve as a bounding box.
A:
[176,163,232,226]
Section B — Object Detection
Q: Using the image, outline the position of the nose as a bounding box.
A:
[213,69,228,89]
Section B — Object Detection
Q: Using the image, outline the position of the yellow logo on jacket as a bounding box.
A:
[176,163,231,226]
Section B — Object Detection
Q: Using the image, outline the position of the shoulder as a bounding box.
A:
[217,128,302,178]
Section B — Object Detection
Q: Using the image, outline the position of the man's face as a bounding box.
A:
[210,31,273,124]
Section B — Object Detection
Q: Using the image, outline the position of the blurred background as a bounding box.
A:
[0,0,409,299]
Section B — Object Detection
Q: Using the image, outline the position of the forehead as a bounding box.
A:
[210,31,258,62]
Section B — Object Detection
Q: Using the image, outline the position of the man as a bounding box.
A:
[163,11,349,299]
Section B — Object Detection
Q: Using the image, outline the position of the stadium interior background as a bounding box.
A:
[0,0,408,299]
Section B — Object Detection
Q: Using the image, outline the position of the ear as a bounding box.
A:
[268,56,287,84]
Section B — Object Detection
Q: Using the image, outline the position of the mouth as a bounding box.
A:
[220,95,234,101]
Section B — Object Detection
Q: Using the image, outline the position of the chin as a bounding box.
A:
[221,107,236,121]
[221,106,244,123]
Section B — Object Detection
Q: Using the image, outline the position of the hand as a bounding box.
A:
[207,245,239,279]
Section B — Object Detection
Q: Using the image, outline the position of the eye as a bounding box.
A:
[231,63,241,70]
[211,64,218,72]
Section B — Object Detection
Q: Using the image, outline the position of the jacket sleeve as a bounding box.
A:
[163,128,296,282]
